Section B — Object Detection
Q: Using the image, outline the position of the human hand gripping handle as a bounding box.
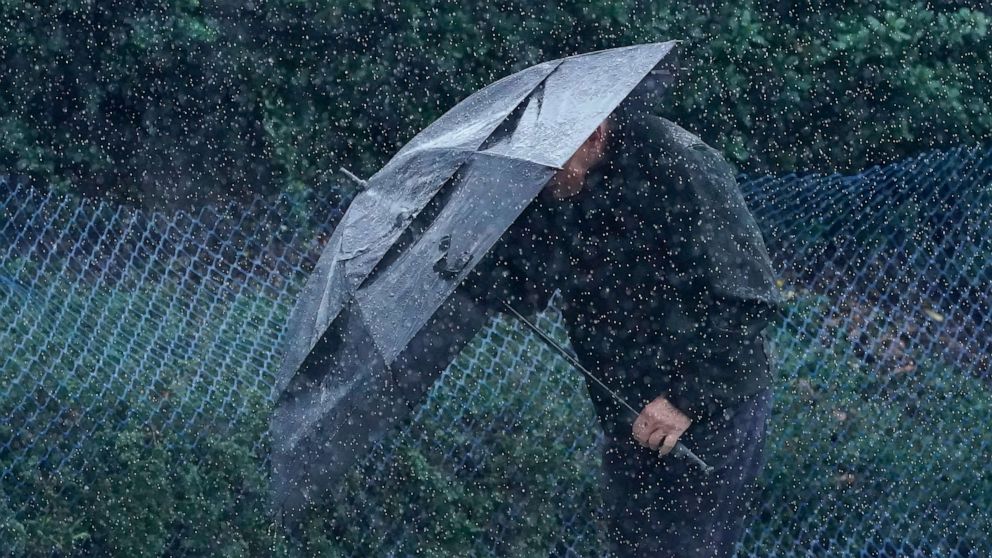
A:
[632,395,690,454]
[633,396,715,473]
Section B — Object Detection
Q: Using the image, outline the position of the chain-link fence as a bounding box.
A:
[1,144,990,557]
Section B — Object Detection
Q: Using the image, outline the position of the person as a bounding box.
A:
[471,101,785,557]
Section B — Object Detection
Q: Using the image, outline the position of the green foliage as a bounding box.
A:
[761,291,992,553]
[2,425,288,557]
[0,286,605,556]
[2,273,991,555]
[0,0,271,207]
[1,1,989,208]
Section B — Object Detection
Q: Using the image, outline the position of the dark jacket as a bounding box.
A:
[470,113,784,429]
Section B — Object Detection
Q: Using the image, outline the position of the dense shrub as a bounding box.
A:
[1,1,989,208]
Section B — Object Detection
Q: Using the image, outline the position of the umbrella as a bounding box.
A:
[271,41,681,518]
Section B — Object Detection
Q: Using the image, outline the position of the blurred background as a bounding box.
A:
[1,2,991,557]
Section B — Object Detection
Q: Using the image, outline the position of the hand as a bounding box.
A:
[632,395,692,456]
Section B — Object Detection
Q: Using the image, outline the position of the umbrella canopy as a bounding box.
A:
[271,41,680,518]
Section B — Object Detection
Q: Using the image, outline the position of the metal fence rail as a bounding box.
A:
[1,144,989,557]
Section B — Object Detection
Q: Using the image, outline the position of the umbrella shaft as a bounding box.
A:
[498,300,714,474]
[499,300,639,418]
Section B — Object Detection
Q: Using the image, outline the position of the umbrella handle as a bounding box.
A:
[668,442,715,475]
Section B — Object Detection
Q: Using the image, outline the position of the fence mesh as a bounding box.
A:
[1,144,990,557]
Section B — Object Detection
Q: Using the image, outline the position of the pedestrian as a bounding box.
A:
[471,98,785,557]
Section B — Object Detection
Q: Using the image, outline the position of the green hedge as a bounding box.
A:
[2,1,989,208]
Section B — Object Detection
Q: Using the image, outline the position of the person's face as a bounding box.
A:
[544,119,611,201]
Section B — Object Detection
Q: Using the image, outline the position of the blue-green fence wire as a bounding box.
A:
[1,144,990,557]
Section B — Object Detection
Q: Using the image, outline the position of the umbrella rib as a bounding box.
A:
[395,145,560,169]
[462,147,561,170]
